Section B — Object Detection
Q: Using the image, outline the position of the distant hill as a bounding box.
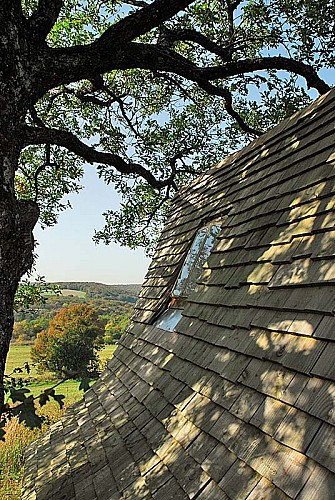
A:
[55,282,141,303]
[13,282,141,338]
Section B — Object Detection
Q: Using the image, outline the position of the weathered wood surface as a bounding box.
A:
[23,89,335,499]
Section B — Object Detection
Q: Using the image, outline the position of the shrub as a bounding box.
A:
[0,418,39,498]
[0,396,81,499]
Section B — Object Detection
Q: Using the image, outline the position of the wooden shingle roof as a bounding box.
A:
[23,88,335,500]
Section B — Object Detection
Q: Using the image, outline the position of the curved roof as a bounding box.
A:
[23,88,335,500]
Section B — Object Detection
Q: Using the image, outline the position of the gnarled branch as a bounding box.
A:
[24,125,174,190]
[96,0,194,50]
[46,41,330,101]
[157,27,232,61]
[40,42,329,139]
[196,81,263,136]
[123,0,149,6]
[200,56,331,94]
[131,45,330,95]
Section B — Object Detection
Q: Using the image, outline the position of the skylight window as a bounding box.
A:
[155,223,220,332]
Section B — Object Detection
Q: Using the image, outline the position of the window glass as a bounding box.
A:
[155,309,183,332]
[174,224,220,297]
[155,222,220,332]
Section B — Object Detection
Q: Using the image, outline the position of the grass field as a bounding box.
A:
[59,289,86,297]
[5,343,117,402]
[6,344,117,376]
[1,343,118,499]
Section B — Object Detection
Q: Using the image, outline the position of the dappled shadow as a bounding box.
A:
[22,90,335,499]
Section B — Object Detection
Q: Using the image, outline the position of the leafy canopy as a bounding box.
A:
[31,304,105,378]
[17,0,334,251]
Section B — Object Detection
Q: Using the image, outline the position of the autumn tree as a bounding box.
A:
[31,304,105,378]
[0,0,334,406]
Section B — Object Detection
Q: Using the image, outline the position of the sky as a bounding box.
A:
[33,167,150,285]
[32,67,334,286]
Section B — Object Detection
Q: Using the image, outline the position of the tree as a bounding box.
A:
[31,304,105,378]
[0,0,334,407]
[14,276,60,313]
[13,320,31,343]
[104,313,131,344]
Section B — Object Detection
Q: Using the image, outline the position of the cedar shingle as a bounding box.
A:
[218,460,261,499]
[23,88,335,500]
[306,422,335,473]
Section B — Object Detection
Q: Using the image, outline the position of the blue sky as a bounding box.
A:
[32,67,334,286]
[33,166,150,285]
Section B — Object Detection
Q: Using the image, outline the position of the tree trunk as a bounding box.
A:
[0,135,39,410]
[0,8,42,409]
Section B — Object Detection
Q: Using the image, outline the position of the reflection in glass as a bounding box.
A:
[156,309,183,332]
[174,224,220,297]
[154,222,221,333]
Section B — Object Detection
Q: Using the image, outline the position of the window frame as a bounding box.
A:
[154,221,221,332]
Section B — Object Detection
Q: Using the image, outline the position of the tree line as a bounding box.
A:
[13,287,135,345]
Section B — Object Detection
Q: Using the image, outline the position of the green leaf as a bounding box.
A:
[9,387,30,403]
[52,393,65,409]
[79,376,90,392]
[13,397,44,430]
[38,391,50,407]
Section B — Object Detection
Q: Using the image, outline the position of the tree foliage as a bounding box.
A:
[14,276,60,313]
[31,305,105,378]
[55,282,140,301]
[14,0,334,251]
[1,361,66,441]
[13,282,137,347]
[104,313,131,344]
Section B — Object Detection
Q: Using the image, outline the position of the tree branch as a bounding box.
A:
[55,83,142,137]
[123,0,150,6]
[28,0,63,40]
[154,47,330,94]
[24,125,173,190]
[40,41,329,137]
[201,57,331,94]
[142,185,173,231]
[157,28,231,60]
[152,71,195,102]
[30,106,46,128]
[225,0,236,60]
[36,1,194,95]
[133,45,331,95]
[64,86,117,108]
[95,0,194,50]
[196,81,263,136]
[46,41,330,100]
[98,85,143,138]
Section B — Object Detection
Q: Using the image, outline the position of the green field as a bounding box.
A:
[6,344,116,372]
[60,289,86,297]
[5,343,118,402]
[1,343,118,500]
